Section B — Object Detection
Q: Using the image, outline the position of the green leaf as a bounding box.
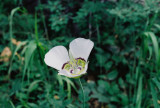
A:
[27,80,42,94]
[16,92,28,100]
[107,70,118,80]
[98,80,110,92]
[118,78,125,88]
[95,53,107,65]
[104,61,113,70]
[28,103,39,108]
[118,93,128,105]
[91,92,109,103]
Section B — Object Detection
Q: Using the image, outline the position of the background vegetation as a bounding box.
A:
[0,0,160,108]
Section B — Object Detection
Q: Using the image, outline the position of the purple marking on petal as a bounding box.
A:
[70,70,73,73]
[62,62,69,69]
[78,67,81,70]
[76,57,86,62]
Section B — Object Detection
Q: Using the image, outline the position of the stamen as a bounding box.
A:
[62,57,86,75]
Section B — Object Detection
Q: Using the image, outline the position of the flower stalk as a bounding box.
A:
[79,78,85,108]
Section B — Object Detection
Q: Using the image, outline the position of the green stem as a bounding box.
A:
[79,78,85,108]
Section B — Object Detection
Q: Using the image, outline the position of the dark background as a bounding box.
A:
[0,0,160,107]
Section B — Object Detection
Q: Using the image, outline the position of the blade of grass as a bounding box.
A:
[27,80,42,94]
[23,41,37,82]
[8,41,28,75]
[144,32,159,72]
[63,77,78,99]
[9,100,16,108]
[147,10,158,31]
[136,75,143,108]
[34,12,39,44]
[10,7,20,50]
[34,12,49,81]
[150,82,159,108]
[57,75,64,92]
[152,78,160,91]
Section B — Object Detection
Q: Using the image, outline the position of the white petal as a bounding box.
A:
[58,70,80,78]
[58,70,71,76]
[69,38,94,61]
[81,63,88,74]
[44,46,69,70]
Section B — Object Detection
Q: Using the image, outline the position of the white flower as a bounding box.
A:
[44,38,94,78]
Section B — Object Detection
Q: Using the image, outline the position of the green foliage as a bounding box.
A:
[0,0,160,107]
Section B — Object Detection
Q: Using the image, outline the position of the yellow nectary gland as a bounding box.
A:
[62,58,86,75]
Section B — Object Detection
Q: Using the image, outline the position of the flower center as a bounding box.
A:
[62,58,86,75]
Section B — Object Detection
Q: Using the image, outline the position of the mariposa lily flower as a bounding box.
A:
[44,38,94,78]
